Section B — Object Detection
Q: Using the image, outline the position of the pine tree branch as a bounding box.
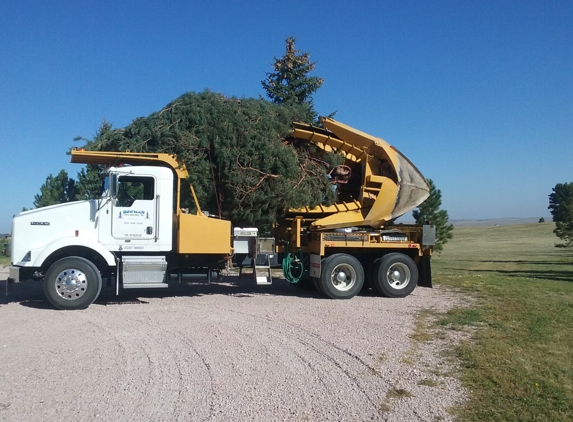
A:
[232,157,281,204]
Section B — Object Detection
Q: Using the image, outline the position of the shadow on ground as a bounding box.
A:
[442,266,573,283]
[0,275,381,309]
[466,268,573,282]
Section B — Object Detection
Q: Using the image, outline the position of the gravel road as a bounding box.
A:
[0,266,467,421]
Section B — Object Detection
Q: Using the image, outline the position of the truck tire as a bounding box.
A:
[372,253,418,298]
[43,257,103,310]
[318,254,364,299]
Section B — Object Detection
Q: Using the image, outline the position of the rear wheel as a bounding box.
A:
[372,253,417,298]
[43,257,102,310]
[318,254,364,299]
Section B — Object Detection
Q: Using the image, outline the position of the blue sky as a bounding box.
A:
[1,0,572,233]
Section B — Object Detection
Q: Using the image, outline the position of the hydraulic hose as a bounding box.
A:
[282,243,304,284]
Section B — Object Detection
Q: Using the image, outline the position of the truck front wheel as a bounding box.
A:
[372,253,418,298]
[43,257,102,310]
[318,254,364,299]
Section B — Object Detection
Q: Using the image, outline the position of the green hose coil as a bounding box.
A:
[282,244,305,284]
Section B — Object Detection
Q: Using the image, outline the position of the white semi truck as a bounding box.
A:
[7,118,435,310]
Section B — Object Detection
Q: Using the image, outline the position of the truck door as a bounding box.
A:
[112,175,157,241]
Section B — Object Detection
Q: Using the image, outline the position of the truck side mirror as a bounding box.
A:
[109,173,118,198]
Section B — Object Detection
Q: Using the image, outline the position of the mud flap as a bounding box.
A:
[417,256,432,288]
[6,277,15,295]
[309,254,321,278]
[6,266,20,295]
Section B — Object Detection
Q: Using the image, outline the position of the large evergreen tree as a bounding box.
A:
[412,179,453,253]
[34,170,77,208]
[80,91,339,227]
[34,38,334,224]
[548,182,573,246]
[262,36,324,122]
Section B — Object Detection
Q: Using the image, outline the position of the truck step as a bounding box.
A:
[123,283,169,289]
[255,270,273,285]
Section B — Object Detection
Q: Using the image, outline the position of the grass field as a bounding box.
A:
[432,222,573,421]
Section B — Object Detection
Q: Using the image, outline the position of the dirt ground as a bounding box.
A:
[0,266,467,421]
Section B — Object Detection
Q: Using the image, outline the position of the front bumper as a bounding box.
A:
[8,266,20,284]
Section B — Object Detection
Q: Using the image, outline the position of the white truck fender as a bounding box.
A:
[32,237,116,268]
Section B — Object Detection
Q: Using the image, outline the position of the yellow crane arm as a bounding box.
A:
[70,149,190,179]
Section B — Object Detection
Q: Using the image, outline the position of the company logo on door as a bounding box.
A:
[120,210,148,218]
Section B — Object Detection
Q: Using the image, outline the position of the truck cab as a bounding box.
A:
[8,151,232,310]
[100,165,174,251]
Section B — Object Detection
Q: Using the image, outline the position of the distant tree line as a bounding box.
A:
[33,167,102,208]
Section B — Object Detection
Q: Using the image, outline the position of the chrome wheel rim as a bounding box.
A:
[385,262,411,289]
[330,263,357,292]
[55,268,88,300]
